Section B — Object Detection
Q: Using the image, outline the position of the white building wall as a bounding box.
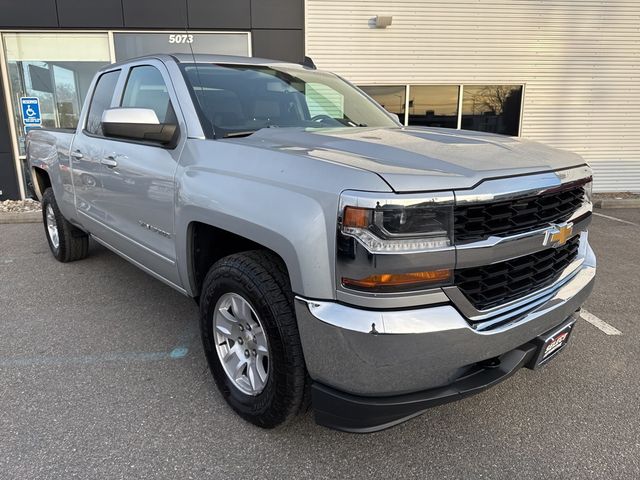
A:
[306,0,640,192]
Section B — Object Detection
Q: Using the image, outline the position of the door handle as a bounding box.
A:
[100,155,119,168]
[70,149,83,159]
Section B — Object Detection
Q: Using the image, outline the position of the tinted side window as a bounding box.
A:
[359,86,406,123]
[462,85,522,136]
[121,65,175,123]
[86,70,120,136]
[409,85,459,129]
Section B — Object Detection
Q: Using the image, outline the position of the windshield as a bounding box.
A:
[180,63,399,138]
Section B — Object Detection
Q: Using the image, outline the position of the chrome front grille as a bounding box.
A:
[454,235,581,311]
[454,182,587,244]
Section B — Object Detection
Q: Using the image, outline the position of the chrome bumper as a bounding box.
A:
[295,243,596,396]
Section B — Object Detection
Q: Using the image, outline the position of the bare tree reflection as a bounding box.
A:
[464,85,522,135]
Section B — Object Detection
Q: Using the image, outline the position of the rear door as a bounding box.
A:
[71,68,122,227]
[87,59,186,286]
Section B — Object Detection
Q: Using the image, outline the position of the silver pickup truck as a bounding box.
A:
[27,54,595,432]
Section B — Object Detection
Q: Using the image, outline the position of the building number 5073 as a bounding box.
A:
[168,34,194,44]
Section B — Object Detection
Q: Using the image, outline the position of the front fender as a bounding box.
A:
[175,174,338,299]
[174,138,392,299]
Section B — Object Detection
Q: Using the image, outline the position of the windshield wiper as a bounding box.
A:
[223,130,259,138]
[342,119,368,127]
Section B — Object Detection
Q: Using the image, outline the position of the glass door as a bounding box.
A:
[2,32,112,194]
[1,30,251,198]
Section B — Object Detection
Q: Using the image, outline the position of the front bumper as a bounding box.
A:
[294,243,596,432]
[310,331,557,433]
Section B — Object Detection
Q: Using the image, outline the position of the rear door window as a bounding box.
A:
[85,70,120,136]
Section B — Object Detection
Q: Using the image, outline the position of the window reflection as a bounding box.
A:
[86,70,121,136]
[408,85,459,128]
[359,85,405,123]
[462,85,522,136]
[113,33,249,62]
[3,33,111,154]
[122,66,174,123]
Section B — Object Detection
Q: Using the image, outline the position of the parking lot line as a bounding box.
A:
[0,323,197,368]
[580,309,622,335]
[0,351,172,368]
[592,212,640,227]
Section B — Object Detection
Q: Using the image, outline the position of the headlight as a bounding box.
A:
[336,191,455,293]
[339,195,454,254]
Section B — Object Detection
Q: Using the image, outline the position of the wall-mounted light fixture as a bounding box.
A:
[373,16,393,28]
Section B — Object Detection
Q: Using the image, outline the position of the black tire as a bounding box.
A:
[41,188,89,262]
[200,250,309,428]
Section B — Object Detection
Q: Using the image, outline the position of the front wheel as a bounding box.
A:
[199,250,309,428]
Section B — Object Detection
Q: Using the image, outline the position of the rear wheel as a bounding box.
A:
[199,250,309,428]
[41,188,89,262]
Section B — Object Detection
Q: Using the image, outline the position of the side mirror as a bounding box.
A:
[101,108,178,146]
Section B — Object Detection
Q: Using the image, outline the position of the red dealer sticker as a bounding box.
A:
[543,330,570,359]
[532,321,575,369]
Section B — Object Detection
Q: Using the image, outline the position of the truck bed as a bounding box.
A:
[27,128,76,174]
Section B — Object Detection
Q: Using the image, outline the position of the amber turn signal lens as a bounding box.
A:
[342,269,452,290]
[343,206,371,229]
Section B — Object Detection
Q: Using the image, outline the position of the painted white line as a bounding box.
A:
[580,309,622,336]
[593,212,640,227]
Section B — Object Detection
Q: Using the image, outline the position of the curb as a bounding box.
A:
[0,211,42,224]
[594,199,640,209]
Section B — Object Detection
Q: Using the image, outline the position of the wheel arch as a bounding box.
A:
[31,166,52,200]
[184,220,301,300]
[174,182,338,301]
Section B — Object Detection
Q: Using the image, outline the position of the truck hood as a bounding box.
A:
[235,127,586,192]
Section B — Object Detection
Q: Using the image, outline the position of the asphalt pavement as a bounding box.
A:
[0,209,639,479]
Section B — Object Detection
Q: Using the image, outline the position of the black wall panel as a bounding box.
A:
[0,77,10,154]
[252,29,304,63]
[251,0,304,29]
[188,0,251,29]
[122,0,188,28]
[0,0,58,28]
[0,153,20,200]
[57,0,124,28]
[0,72,20,200]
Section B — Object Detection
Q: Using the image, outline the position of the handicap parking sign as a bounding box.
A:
[20,97,41,125]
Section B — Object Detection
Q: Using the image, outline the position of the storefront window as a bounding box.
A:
[408,85,459,128]
[461,85,522,136]
[359,85,405,123]
[1,30,252,199]
[113,33,250,62]
[3,33,111,154]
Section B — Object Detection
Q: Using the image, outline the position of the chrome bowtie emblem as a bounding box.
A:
[543,222,574,247]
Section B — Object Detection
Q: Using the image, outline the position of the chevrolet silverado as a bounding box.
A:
[26,54,596,432]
